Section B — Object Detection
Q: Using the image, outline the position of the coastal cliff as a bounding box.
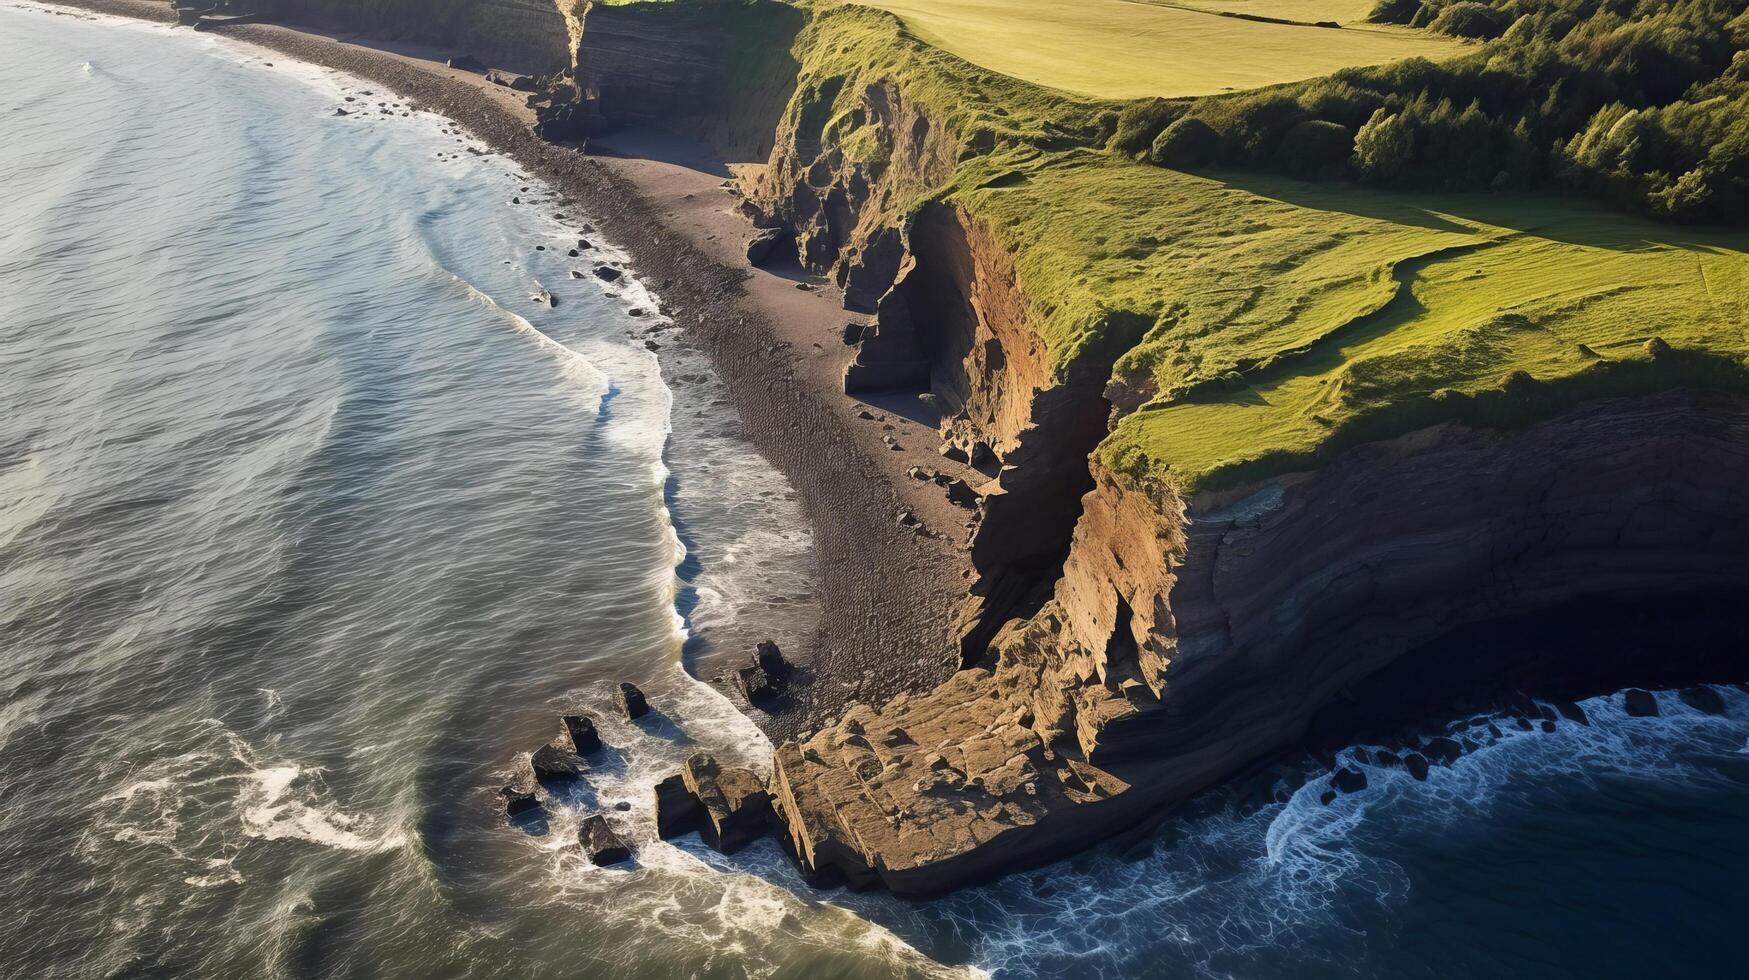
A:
[150,0,1749,895]
[559,1,1749,893]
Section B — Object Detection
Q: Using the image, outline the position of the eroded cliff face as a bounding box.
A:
[272,0,572,73]
[572,0,803,162]
[771,390,1749,893]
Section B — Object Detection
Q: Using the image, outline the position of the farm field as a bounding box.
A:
[845,0,1468,98]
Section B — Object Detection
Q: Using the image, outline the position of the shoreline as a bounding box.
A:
[41,0,972,741]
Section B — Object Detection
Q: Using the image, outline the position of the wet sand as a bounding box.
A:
[42,0,974,740]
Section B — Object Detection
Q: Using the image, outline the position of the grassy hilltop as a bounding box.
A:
[757,0,1748,494]
[600,0,1749,494]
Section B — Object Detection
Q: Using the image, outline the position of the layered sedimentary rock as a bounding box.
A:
[771,391,1749,893]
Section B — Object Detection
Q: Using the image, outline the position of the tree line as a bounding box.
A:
[1111,0,1749,222]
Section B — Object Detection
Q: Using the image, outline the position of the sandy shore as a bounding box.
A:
[41,0,974,740]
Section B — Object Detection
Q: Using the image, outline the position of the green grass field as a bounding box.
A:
[844,0,1467,99]
[770,3,1749,496]
[1090,185,1749,492]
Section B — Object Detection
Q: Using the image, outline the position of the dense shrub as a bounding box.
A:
[1111,99,1183,156]
[1121,0,1749,222]
[1274,120,1355,176]
[1429,2,1514,38]
[1149,116,1222,167]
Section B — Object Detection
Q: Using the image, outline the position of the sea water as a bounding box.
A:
[4,5,1749,978]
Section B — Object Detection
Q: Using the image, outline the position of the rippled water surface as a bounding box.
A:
[5,5,1749,978]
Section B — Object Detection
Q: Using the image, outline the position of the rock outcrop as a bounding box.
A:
[767,391,1749,894]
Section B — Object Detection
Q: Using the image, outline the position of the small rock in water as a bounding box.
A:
[571,270,585,279]
[531,286,555,307]
[1421,736,1462,765]
[1554,701,1589,725]
[1678,686,1726,715]
[499,783,541,817]
[654,773,703,839]
[616,682,648,720]
[594,267,623,282]
[1330,766,1367,794]
[1402,753,1431,780]
[530,742,584,783]
[1623,688,1659,717]
[535,245,545,251]
[567,248,580,257]
[579,814,632,866]
[560,715,602,755]
[333,108,351,116]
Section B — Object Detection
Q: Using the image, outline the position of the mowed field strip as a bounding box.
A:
[847,0,1470,99]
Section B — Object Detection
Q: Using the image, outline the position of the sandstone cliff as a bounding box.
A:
[299,0,1749,895]
[558,2,1749,893]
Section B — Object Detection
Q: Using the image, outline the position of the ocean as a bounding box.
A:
[3,4,1748,977]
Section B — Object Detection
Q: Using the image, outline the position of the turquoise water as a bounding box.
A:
[5,5,1749,978]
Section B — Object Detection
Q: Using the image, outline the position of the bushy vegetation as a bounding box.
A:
[1114,0,1749,222]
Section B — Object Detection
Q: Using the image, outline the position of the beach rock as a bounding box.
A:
[333,108,351,117]
[1318,790,1337,806]
[1553,701,1590,725]
[615,682,648,720]
[654,774,704,839]
[485,69,536,92]
[571,270,586,279]
[734,662,776,703]
[1330,766,1368,794]
[1402,753,1431,780]
[446,54,485,72]
[530,741,584,783]
[579,815,632,866]
[567,248,580,257]
[594,267,623,283]
[560,715,602,755]
[1623,688,1659,717]
[755,640,787,675]
[1678,686,1726,715]
[745,227,788,266]
[499,783,541,817]
[681,753,773,854]
[531,286,555,307]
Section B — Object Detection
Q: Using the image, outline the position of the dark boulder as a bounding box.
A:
[616,682,648,720]
[1318,790,1337,806]
[594,267,623,283]
[755,640,787,676]
[499,783,541,817]
[1422,736,1463,765]
[1403,753,1431,780]
[734,662,776,704]
[1623,688,1659,717]
[560,715,602,755]
[446,54,485,72]
[654,773,704,839]
[530,741,584,783]
[1330,766,1368,794]
[579,814,632,866]
[531,286,555,307]
[1679,686,1727,715]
